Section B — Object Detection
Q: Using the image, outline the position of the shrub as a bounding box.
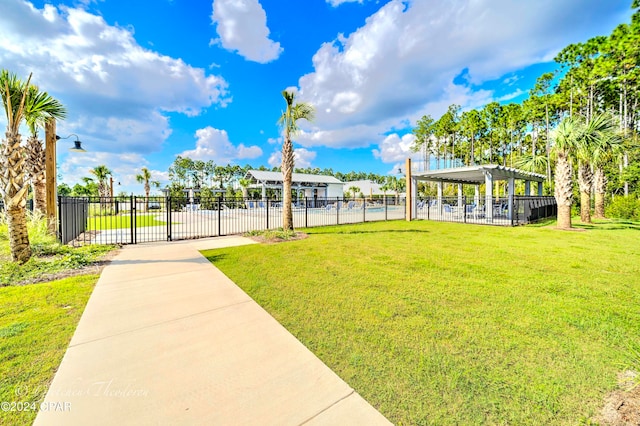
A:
[606,196,640,220]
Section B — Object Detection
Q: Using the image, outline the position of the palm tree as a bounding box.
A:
[0,70,33,263]
[90,165,112,199]
[348,186,360,200]
[24,85,66,216]
[591,115,622,219]
[575,114,621,223]
[576,151,595,224]
[238,177,251,199]
[551,116,580,229]
[278,90,314,231]
[135,167,160,211]
[551,114,619,229]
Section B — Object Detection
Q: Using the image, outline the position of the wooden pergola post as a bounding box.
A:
[45,119,57,234]
[405,158,412,221]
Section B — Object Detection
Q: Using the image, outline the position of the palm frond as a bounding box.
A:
[24,86,67,135]
[515,153,548,174]
[90,165,112,182]
[0,70,32,132]
[278,90,315,137]
[293,103,315,122]
[551,115,583,154]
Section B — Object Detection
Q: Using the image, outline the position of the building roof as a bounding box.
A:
[245,170,343,186]
[412,164,546,184]
[343,180,385,195]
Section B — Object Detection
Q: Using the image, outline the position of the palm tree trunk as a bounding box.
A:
[6,203,31,262]
[26,135,47,216]
[32,174,46,215]
[593,167,607,219]
[1,131,32,263]
[281,136,294,231]
[577,162,592,223]
[98,182,109,212]
[554,151,573,229]
[145,183,150,212]
[579,191,591,223]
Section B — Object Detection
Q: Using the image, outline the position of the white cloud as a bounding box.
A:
[296,0,626,150]
[0,0,229,153]
[327,0,364,7]
[372,133,416,164]
[211,0,282,63]
[180,126,263,164]
[268,148,317,169]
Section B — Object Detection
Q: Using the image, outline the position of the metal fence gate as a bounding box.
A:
[58,195,407,246]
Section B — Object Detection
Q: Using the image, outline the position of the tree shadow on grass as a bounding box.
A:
[306,229,430,235]
[202,253,228,263]
[574,221,640,231]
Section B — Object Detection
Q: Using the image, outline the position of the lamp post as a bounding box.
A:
[44,119,86,233]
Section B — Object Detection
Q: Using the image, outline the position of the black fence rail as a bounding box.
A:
[415,195,556,226]
[59,197,89,244]
[58,194,555,246]
[59,195,407,246]
[512,196,557,225]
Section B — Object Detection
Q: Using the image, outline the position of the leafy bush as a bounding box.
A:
[606,196,640,220]
[0,212,116,286]
[245,228,298,241]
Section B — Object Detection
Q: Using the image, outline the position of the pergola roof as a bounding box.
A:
[412,164,545,185]
[245,170,342,187]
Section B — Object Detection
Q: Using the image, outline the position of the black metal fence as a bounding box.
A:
[513,196,557,224]
[59,195,406,246]
[58,197,89,244]
[415,195,556,226]
[58,194,556,246]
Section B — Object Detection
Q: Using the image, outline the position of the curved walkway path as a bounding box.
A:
[35,236,390,425]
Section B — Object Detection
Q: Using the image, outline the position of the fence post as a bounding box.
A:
[336,197,340,225]
[463,196,467,224]
[218,196,222,236]
[167,196,172,241]
[56,196,62,242]
[509,194,514,226]
[384,196,388,221]
[266,199,270,229]
[305,197,308,228]
[363,198,366,223]
[129,195,134,244]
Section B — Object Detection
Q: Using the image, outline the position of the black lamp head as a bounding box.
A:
[56,134,86,152]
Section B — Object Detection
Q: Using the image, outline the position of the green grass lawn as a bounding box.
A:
[0,275,98,426]
[88,213,168,230]
[204,220,640,425]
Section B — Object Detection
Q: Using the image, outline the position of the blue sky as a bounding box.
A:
[0,0,633,194]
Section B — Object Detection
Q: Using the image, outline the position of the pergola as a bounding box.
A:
[409,164,546,222]
[244,170,344,199]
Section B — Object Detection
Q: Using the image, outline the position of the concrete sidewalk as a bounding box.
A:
[35,236,390,425]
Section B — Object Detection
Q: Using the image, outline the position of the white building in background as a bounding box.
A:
[343,180,385,197]
[244,170,344,199]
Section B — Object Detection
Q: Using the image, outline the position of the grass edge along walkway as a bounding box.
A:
[204,219,640,425]
[0,275,99,426]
